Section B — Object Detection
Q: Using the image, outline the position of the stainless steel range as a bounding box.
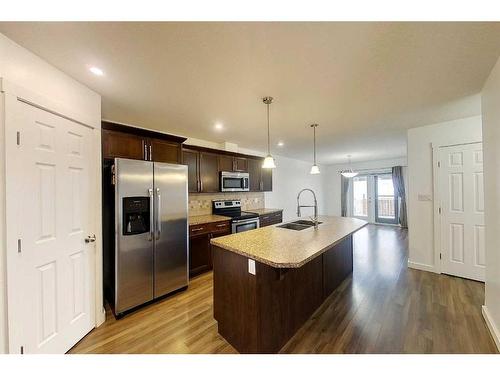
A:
[212,200,259,233]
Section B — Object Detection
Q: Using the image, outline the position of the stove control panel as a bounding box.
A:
[213,200,241,209]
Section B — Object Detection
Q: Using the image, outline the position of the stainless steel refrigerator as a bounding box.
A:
[106,158,188,315]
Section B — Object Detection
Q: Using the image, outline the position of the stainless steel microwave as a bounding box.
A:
[220,171,250,192]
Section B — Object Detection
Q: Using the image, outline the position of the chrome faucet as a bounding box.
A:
[297,188,319,230]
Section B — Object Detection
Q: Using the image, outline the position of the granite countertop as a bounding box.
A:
[210,216,367,268]
[188,214,230,226]
[248,208,283,216]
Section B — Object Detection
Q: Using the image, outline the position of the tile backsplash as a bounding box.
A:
[189,192,265,216]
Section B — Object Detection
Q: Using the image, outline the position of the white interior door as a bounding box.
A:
[438,142,485,281]
[5,98,96,353]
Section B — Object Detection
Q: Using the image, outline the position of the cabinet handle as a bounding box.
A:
[149,145,152,161]
[144,143,148,160]
[192,227,204,232]
[200,180,203,192]
[262,216,269,220]
[215,223,227,227]
[260,181,263,191]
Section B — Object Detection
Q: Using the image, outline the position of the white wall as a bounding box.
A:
[265,155,327,221]
[0,33,101,354]
[481,56,500,350]
[407,115,482,273]
[323,157,407,217]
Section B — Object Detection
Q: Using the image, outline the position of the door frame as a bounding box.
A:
[0,78,105,353]
[432,141,483,276]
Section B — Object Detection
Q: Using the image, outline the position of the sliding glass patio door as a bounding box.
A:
[350,173,398,224]
[374,174,399,224]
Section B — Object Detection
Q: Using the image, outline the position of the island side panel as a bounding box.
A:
[212,234,354,354]
[212,245,259,353]
[256,256,324,353]
[323,235,353,297]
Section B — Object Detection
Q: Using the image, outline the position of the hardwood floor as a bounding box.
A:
[70,224,497,354]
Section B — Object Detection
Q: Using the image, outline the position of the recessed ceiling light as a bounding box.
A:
[214,123,224,131]
[277,141,284,147]
[89,66,104,76]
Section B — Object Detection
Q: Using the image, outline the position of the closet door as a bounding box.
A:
[5,97,96,353]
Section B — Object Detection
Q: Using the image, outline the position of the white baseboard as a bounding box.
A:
[482,305,500,351]
[407,260,439,273]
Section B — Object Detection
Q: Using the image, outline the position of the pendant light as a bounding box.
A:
[262,96,276,169]
[310,124,320,174]
[340,155,358,178]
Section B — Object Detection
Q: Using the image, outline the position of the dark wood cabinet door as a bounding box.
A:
[261,168,273,191]
[102,129,145,160]
[182,149,200,193]
[150,138,181,163]
[199,152,219,193]
[189,233,211,277]
[247,158,262,192]
[218,155,234,172]
[234,157,248,172]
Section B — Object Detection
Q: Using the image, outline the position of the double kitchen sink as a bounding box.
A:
[277,220,322,231]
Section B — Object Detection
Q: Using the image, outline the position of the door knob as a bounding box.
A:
[85,234,96,243]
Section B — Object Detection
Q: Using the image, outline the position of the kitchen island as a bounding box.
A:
[210,216,367,353]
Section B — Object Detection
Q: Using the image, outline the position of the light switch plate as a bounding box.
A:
[418,194,433,201]
[248,259,256,275]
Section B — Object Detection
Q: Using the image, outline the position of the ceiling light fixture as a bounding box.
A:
[214,123,224,131]
[262,96,276,169]
[277,141,284,147]
[310,124,320,175]
[340,155,358,178]
[89,66,104,76]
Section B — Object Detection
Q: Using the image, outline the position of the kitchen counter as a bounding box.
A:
[248,208,283,216]
[188,214,230,226]
[210,216,367,268]
[211,215,368,353]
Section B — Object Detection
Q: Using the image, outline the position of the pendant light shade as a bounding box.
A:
[310,124,320,175]
[310,164,320,174]
[262,155,277,169]
[262,96,276,169]
[340,155,358,178]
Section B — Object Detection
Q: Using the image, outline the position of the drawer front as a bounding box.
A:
[259,211,283,227]
[189,223,212,236]
[189,220,231,236]
[210,220,231,234]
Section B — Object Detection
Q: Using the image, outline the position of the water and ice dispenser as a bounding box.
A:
[122,197,150,235]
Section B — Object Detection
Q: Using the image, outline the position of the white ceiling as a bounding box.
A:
[1,22,499,164]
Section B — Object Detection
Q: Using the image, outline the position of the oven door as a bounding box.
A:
[221,172,249,192]
[231,218,259,233]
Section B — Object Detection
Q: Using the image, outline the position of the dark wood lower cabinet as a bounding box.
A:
[259,211,283,227]
[189,221,231,277]
[189,233,212,277]
[212,235,353,353]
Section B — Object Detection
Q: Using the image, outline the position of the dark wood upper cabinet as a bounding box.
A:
[102,129,146,160]
[182,149,200,193]
[261,167,273,192]
[247,158,262,192]
[234,157,248,172]
[218,155,234,172]
[101,121,186,163]
[199,152,219,193]
[181,145,272,193]
[150,138,181,163]
[218,155,248,172]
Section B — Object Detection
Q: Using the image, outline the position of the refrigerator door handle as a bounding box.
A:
[148,188,154,241]
[156,188,161,240]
